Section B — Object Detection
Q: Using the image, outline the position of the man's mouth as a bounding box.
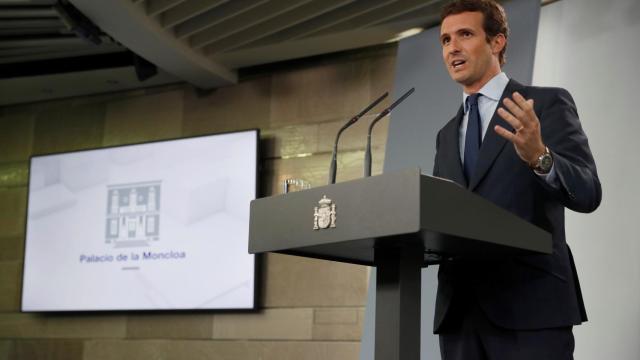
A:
[451,59,466,69]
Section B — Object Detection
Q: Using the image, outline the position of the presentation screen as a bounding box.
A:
[22,130,257,311]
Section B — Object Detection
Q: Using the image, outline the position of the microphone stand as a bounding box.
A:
[364,88,415,177]
[328,92,388,184]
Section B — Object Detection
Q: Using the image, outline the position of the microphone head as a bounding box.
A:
[342,91,389,130]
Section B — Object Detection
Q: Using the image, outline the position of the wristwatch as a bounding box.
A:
[532,146,553,174]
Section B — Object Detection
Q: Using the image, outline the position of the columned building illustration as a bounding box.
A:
[106,181,161,247]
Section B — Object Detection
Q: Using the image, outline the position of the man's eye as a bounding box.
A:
[462,31,472,37]
[442,38,450,45]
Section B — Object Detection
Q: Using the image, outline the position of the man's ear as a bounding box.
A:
[491,33,506,55]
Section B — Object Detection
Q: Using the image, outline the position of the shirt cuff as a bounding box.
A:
[534,164,560,189]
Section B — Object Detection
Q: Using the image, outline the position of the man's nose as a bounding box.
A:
[449,37,461,52]
[448,43,461,56]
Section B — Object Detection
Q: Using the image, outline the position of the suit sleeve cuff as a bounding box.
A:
[534,164,560,189]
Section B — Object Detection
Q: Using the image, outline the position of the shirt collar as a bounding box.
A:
[462,72,509,113]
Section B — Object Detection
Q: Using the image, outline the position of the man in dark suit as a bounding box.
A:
[432,1,602,359]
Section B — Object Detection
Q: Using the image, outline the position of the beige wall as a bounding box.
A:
[0,45,396,360]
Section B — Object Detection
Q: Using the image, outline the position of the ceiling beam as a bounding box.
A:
[0,7,58,18]
[213,20,415,69]
[205,0,356,55]
[375,1,441,28]
[0,44,123,64]
[160,0,228,28]
[173,0,268,40]
[239,0,398,50]
[188,0,312,50]
[0,36,99,48]
[145,0,187,17]
[0,27,71,36]
[70,0,237,88]
[0,19,63,29]
[309,0,441,37]
[0,44,82,57]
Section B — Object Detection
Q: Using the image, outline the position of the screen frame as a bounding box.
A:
[20,128,261,314]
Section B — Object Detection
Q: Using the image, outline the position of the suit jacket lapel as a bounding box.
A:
[468,79,525,191]
[442,105,467,187]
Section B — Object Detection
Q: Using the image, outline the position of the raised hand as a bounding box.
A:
[494,91,546,166]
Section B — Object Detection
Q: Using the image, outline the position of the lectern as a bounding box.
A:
[249,168,551,360]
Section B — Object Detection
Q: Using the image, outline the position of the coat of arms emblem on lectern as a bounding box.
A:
[313,195,336,230]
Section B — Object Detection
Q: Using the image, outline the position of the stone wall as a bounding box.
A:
[0,45,396,360]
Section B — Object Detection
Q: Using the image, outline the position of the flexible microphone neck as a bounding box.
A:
[364,88,415,177]
[328,92,388,184]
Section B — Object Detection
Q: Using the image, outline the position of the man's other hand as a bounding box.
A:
[494,91,546,166]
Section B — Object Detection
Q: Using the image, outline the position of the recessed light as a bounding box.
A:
[386,27,424,43]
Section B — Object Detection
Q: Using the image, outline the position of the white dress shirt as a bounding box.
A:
[459,72,509,162]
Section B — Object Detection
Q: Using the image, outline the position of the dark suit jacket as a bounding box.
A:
[432,79,602,332]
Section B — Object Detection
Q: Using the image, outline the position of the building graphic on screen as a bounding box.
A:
[105,181,161,248]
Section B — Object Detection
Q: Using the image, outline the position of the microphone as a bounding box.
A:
[328,92,389,184]
[364,87,415,177]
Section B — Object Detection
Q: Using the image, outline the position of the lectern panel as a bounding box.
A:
[249,168,551,266]
[249,169,422,254]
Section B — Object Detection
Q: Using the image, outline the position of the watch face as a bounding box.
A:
[540,154,553,172]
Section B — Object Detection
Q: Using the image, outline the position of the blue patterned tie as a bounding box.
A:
[463,93,482,182]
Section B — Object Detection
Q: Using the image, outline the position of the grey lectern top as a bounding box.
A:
[248,168,551,360]
[249,168,551,265]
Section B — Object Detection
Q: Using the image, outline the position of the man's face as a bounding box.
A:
[440,11,503,92]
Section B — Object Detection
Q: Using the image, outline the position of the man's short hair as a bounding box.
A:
[441,0,510,66]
